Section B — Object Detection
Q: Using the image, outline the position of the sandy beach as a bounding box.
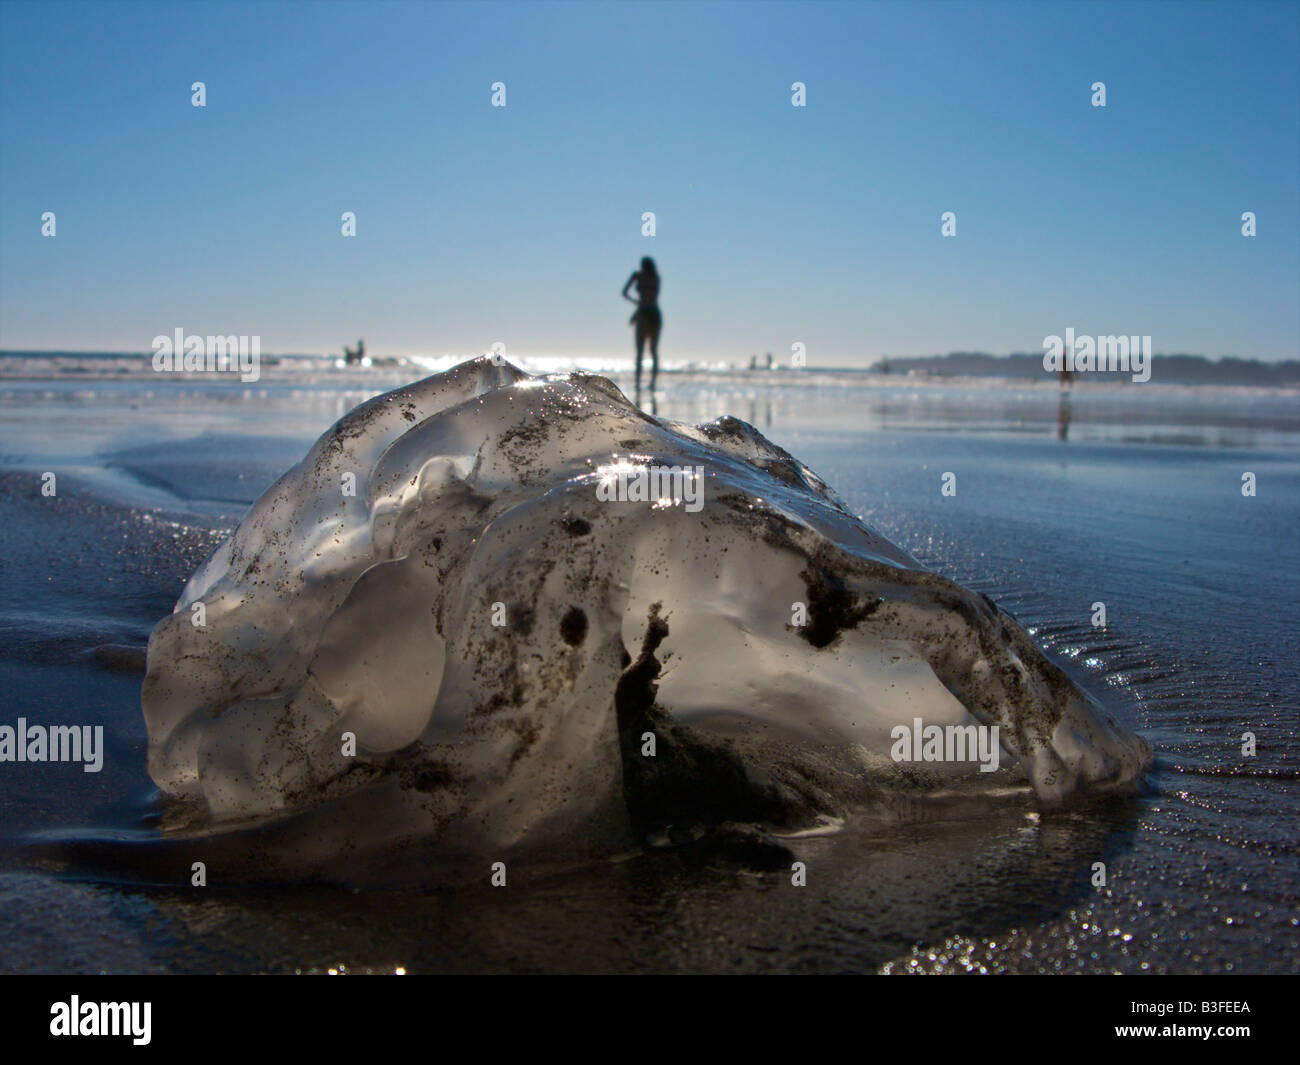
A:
[0,356,1295,973]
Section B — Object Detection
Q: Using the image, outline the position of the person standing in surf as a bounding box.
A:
[622,257,661,394]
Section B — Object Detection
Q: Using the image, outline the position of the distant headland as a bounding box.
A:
[867,352,1300,386]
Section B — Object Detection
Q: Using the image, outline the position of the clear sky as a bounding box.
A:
[1,0,1297,366]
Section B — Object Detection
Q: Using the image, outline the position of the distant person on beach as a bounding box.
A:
[622,257,661,393]
[344,339,365,366]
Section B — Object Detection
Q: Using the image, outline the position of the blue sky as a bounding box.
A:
[1,0,1296,365]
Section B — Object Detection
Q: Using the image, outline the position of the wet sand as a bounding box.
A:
[0,366,1295,973]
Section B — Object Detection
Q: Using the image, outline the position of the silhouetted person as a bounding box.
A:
[1057,389,1072,442]
[622,257,661,394]
[344,339,365,366]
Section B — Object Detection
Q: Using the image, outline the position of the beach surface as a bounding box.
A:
[0,354,1296,973]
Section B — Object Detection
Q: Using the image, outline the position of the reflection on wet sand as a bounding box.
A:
[10,794,1145,974]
